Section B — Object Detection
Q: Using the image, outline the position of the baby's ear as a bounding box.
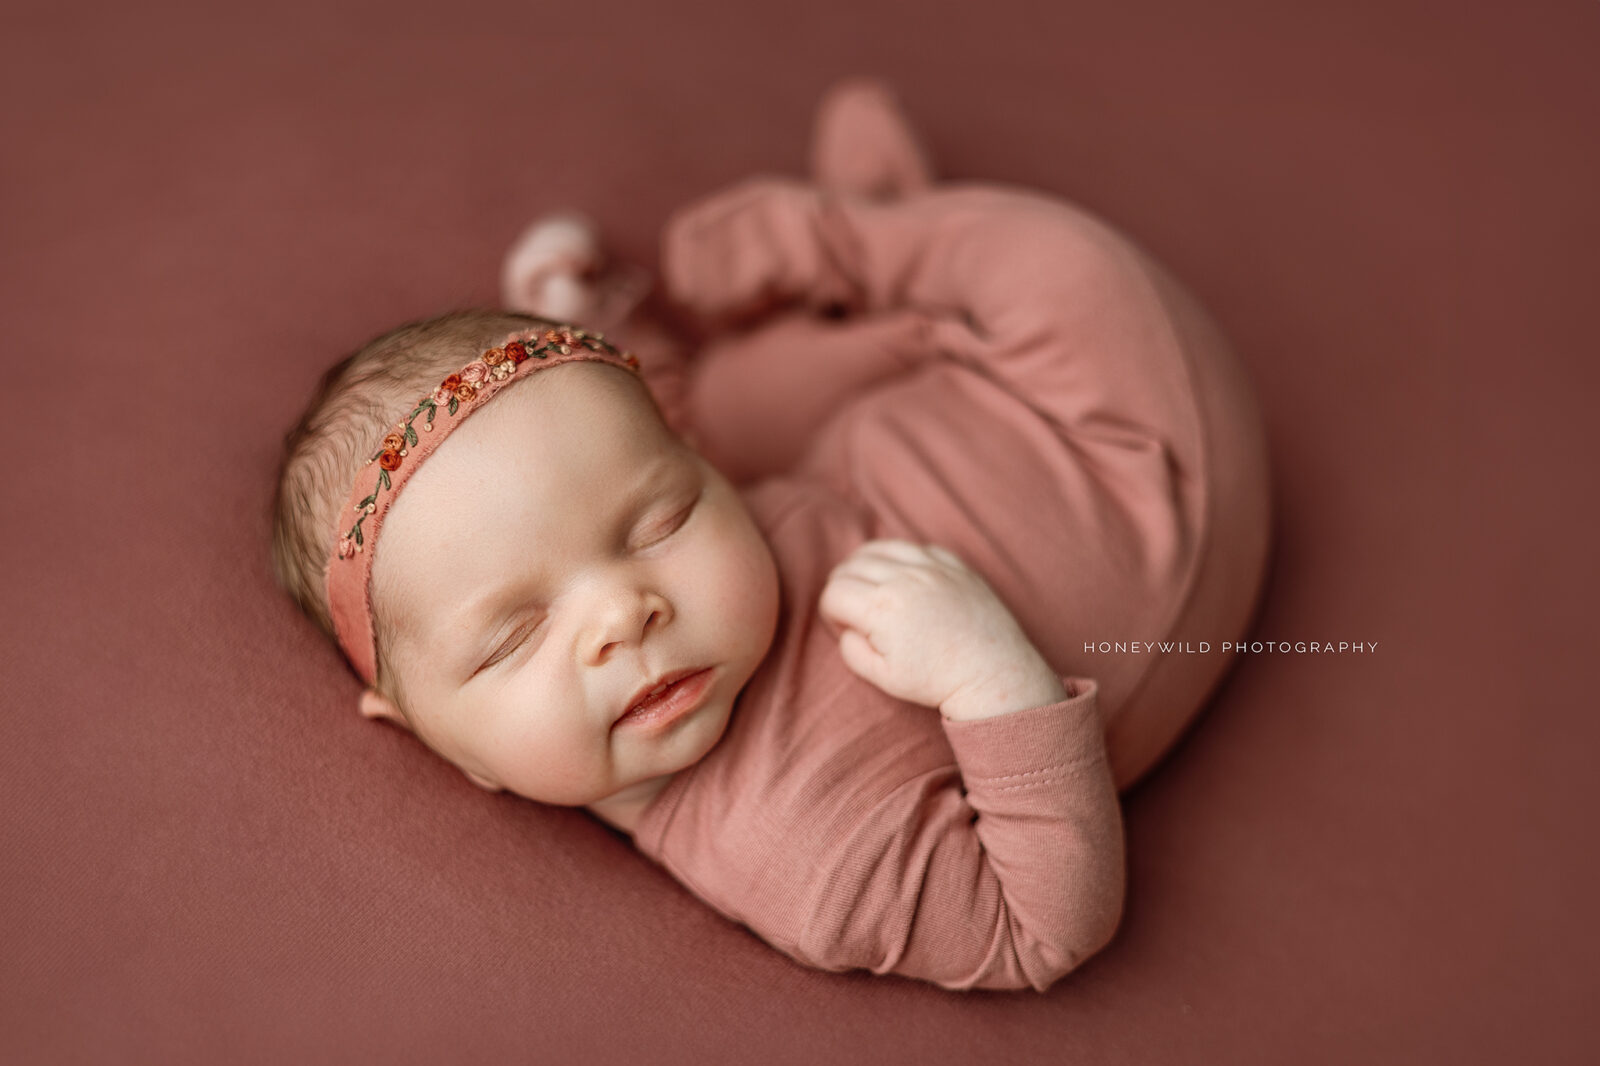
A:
[357,687,409,730]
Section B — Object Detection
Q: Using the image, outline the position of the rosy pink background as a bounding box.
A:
[2,1,1594,1062]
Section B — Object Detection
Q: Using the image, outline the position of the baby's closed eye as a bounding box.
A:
[631,489,701,550]
[480,614,549,672]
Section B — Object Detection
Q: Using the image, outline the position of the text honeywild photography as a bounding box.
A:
[1085,641,1379,654]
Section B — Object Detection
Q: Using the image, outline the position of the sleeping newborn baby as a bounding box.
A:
[270,79,1272,992]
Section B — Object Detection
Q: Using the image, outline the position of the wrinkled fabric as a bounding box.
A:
[613,175,1271,990]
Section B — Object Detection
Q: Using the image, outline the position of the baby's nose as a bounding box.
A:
[599,608,662,655]
[589,593,671,663]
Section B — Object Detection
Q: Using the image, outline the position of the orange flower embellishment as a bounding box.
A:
[541,326,580,354]
[381,432,405,453]
[378,450,403,471]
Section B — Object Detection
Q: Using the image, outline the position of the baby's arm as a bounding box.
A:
[818,540,1124,991]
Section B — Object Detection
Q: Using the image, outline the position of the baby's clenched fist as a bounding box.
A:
[817,538,1066,719]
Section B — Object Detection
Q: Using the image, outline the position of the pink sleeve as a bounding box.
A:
[800,677,1125,993]
[927,677,1124,991]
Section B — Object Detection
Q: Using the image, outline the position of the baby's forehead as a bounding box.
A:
[484,358,660,434]
[483,369,679,477]
[370,362,687,630]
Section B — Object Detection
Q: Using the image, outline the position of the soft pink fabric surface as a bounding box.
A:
[602,172,1269,988]
[656,177,1273,786]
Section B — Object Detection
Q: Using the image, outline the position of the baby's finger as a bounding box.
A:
[835,628,889,690]
[851,538,937,566]
[924,544,966,568]
[817,571,880,630]
[828,552,906,585]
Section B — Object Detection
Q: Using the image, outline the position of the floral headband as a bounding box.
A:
[324,322,642,686]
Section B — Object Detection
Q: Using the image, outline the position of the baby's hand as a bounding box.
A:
[818,539,1065,719]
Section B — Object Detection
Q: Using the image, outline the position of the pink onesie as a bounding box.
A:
[605,175,1272,992]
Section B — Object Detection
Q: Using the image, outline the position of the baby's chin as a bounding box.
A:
[469,684,740,809]
[630,673,741,774]
[680,684,740,760]
[614,671,748,801]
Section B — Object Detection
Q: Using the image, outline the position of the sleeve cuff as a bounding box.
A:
[939,675,1104,785]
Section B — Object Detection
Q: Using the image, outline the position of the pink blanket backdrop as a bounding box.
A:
[2,1,1594,1063]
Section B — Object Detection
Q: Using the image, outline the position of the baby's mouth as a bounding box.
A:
[616,666,714,727]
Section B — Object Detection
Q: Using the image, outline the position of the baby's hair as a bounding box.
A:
[270,307,551,714]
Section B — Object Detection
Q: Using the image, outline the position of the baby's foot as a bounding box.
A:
[500,210,652,331]
[809,77,935,199]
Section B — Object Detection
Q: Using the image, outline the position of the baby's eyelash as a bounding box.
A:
[641,493,700,545]
[665,497,698,531]
[477,492,702,674]
[485,617,544,669]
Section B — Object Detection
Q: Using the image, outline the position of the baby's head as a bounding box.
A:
[272,309,780,816]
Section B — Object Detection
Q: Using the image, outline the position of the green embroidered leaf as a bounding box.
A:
[358,493,376,509]
[378,468,391,490]
[404,424,417,446]
[354,525,364,546]
[448,396,459,415]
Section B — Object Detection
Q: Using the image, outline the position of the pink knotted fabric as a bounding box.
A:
[323,322,642,686]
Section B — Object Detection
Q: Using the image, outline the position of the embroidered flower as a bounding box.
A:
[541,326,579,354]
[483,347,506,366]
[460,361,489,385]
[454,382,476,402]
[382,432,405,453]
[378,449,403,471]
[430,374,461,406]
[505,341,528,363]
[338,535,356,559]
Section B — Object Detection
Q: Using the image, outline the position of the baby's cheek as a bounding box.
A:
[490,695,603,803]
[709,514,780,650]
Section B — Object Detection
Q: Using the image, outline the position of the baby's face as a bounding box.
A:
[370,361,780,813]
